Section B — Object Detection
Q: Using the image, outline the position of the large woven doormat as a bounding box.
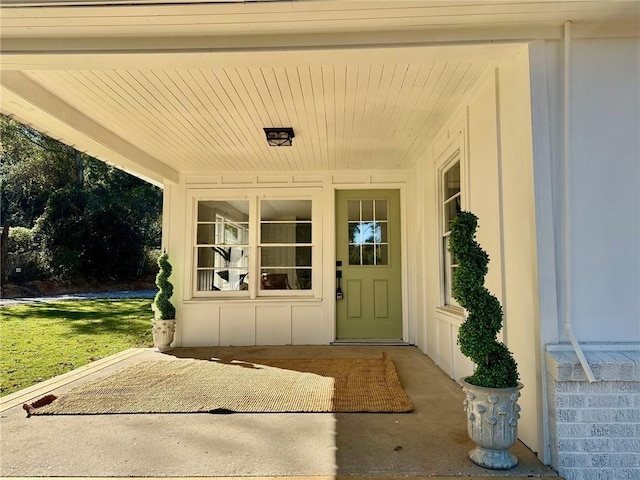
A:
[24,353,413,415]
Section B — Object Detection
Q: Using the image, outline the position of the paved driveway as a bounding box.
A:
[0,289,157,306]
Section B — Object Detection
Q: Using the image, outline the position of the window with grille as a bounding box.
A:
[441,160,462,308]
[347,199,389,266]
[192,191,318,298]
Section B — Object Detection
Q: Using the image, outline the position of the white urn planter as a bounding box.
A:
[461,378,524,470]
[152,319,176,352]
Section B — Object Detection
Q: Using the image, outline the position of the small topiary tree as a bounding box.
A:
[153,252,176,320]
[449,211,519,388]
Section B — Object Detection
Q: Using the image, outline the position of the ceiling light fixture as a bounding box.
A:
[264,127,295,147]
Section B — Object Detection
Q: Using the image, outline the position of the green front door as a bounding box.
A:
[335,189,403,340]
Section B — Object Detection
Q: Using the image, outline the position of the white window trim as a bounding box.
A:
[434,133,468,315]
[187,188,322,300]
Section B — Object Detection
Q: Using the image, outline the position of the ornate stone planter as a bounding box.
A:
[461,378,524,470]
[152,319,176,352]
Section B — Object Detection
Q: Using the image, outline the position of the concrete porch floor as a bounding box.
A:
[0,345,562,479]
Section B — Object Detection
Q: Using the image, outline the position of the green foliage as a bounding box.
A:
[1,117,82,226]
[141,248,162,276]
[449,211,519,388]
[153,253,175,320]
[34,186,88,278]
[6,227,47,281]
[0,299,154,397]
[1,114,162,282]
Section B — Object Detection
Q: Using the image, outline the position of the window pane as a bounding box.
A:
[444,195,460,233]
[199,200,249,222]
[197,224,216,244]
[444,163,461,200]
[261,199,311,221]
[376,245,388,265]
[261,246,310,267]
[350,222,382,244]
[295,246,312,267]
[361,200,374,221]
[375,200,388,220]
[261,222,311,244]
[349,245,360,265]
[197,224,249,245]
[296,223,312,243]
[221,223,249,244]
[361,245,375,265]
[348,222,359,243]
[348,200,360,221]
[197,268,249,292]
[198,247,248,268]
[260,270,312,290]
[198,202,217,222]
[361,222,376,243]
[379,222,388,243]
[295,269,312,290]
[197,247,215,268]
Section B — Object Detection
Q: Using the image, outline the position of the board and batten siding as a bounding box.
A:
[415,47,544,457]
[164,173,412,348]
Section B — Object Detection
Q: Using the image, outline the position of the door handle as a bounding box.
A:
[336,262,344,300]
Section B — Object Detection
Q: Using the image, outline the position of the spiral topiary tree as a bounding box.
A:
[449,211,519,388]
[153,252,176,320]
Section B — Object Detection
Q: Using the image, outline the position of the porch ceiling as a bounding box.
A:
[1,1,638,185]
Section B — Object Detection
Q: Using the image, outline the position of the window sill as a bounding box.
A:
[435,305,466,320]
[184,296,323,304]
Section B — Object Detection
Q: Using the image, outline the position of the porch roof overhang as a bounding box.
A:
[1,1,638,186]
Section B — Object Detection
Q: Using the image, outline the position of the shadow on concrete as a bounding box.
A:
[0,345,561,478]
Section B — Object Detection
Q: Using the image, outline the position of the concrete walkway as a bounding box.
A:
[0,345,562,479]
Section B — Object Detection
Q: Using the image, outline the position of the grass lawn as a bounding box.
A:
[0,299,154,397]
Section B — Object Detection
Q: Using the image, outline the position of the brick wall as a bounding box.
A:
[546,347,640,480]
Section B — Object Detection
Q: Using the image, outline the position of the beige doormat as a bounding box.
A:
[24,353,413,415]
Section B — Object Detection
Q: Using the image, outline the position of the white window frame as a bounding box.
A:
[188,188,322,299]
[435,137,467,313]
[191,197,251,297]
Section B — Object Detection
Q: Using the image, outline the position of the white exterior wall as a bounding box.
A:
[163,173,412,348]
[533,36,640,480]
[542,38,640,343]
[496,52,544,457]
[414,47,545,456]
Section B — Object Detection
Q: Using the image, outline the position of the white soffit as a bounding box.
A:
[1,43,521,178]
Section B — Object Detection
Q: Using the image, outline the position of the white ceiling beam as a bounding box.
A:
[0,71,180,186]
[0,41,526,71]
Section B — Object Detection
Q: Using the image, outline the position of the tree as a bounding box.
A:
[0,116,77,227]
[1,114,162,283]
[34,186,88,278]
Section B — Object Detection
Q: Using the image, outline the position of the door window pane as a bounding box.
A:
[347,199,389,266]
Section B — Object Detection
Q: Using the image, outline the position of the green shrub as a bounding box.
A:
[141,248,161,276]
[449,211,519,388]
[6,226,47,281]
[152,252,175,320]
